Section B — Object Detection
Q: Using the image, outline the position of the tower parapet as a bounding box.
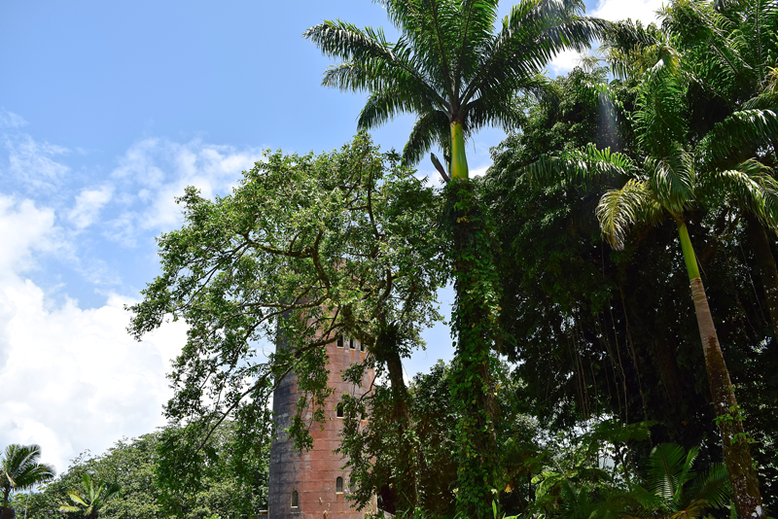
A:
[268,335,376,519]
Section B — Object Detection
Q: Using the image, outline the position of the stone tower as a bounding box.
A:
[268,335,376,519]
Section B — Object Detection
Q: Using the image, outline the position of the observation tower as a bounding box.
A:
[268,334,376,519]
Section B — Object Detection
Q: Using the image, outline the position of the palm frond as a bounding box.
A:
[600,19,662,79]
[305,20,394,63]
[698,159,778,228]
[597,179,663,249]
[730,0,778,86]
[382,0,461,96]
[692,463,732,509]
[454,0,501,85]
[402,109,450,165]
[677,446,700,499]
[627,483,665,511]
[307,20,448,107]
[465,92,525,134]
[462,0,607,106]
[741,90,778,110]
[526,143,636,189]
[0,444,54,493]
[645,443,696,502]
[669,498,711,519]
[635,49,690,155]
[646,145,696,214]
[67,492,89,508]
[357,88,436,130]
[696,109,778,168]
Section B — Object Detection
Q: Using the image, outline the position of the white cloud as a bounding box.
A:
[549,49,587,76]
[0,109,27,129]
[68,185,114,229]
[470,165,489,178]
[0,127,268,473]
[547,0,665,76]
[591,0,664,26]
[0,195,188,473]
[5,135,70,190]
[0,284,187,473]
[107,138,263,246]
[0,196,60,275]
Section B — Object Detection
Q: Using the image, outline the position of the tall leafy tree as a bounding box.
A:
[529,39,778,514]
[305,1,605,514]
[128,134,444,510]
[1,445,55,519]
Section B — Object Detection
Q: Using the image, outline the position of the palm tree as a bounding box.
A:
[528,41,778,513]
[0,445,55,519]
[604,1,778,339]
[305,1,605,514]
[623,443,732,519]
[306,0,605,174]
[59,474,120,519]
[659,0,778,339]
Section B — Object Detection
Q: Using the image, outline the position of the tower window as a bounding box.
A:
[336,477,344,494]
[336,336,344,348]
[291,490,298,508]
[349,338,355,349]
[360,341,365,352]
[336,402,344,418]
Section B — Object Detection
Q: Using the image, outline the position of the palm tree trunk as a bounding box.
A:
[450,121,469,180]
[1,488,12,519]
[744,212,778,339]
[447,122,499,519]
[676,221,764,519]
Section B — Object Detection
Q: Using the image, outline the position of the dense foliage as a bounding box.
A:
[17,422,269,519]
[305,1,606,515]
[1,445,55,519]
[114,0,778,518]
[127,132,444,453]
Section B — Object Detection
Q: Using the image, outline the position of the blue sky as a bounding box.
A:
[0,0,663,474]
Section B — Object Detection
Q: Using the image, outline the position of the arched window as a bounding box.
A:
[336,477,344,494]
[291,490,299,508]
[336,336,344,348]
[336,402,344,418]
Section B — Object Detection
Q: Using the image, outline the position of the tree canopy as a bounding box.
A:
[119,0,778,517]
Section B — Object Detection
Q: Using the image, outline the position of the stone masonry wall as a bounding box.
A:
[268,336,376,519]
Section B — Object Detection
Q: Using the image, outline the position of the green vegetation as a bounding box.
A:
[1,444,55,519]
[15,0,778,518]
[15,422,268,519]
[59,475,120,519]
[305,2,605,515]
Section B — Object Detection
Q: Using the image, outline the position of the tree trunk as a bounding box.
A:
[447,177,499,519]
[450,121,469,181]
[373,324,418,510]
[744,212,778,339]
[1,489,10,518]
[677,221,763,519]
